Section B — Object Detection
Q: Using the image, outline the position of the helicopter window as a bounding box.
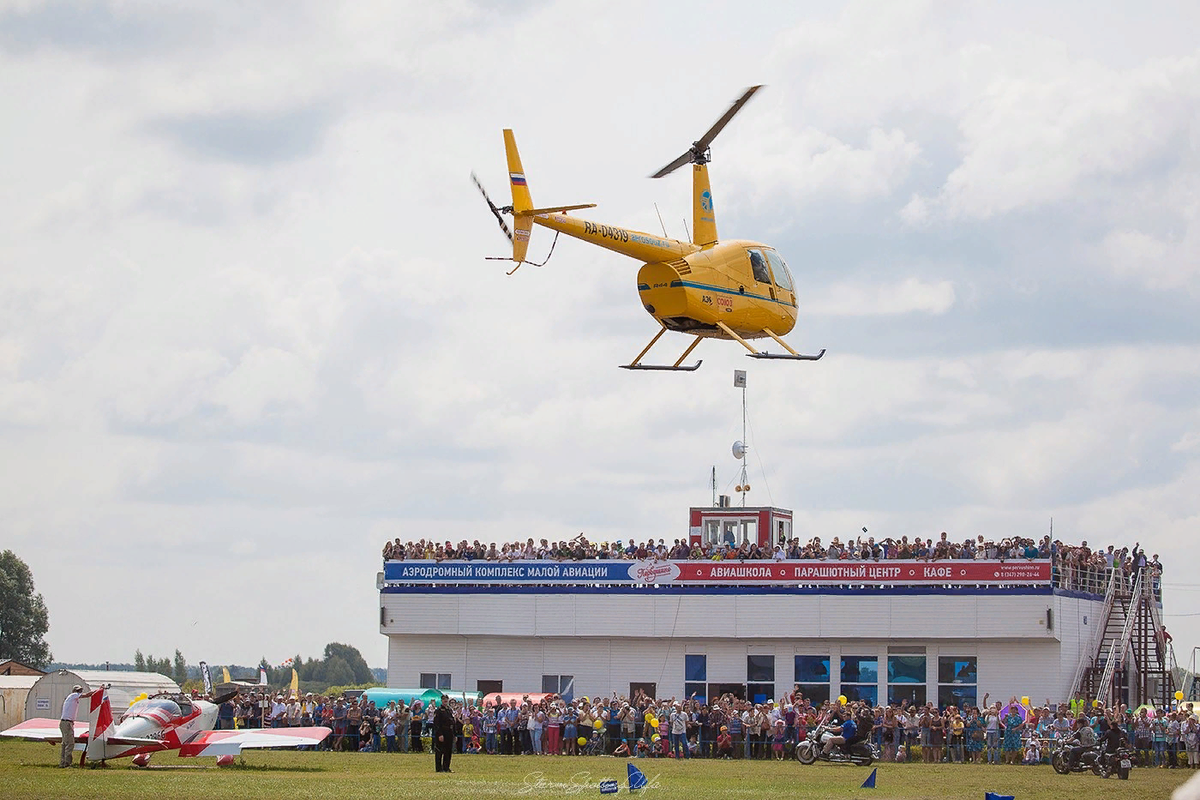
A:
[764,250,794,292]
[748,250,771,284]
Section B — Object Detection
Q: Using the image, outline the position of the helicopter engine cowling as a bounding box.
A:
[637,261,714,333]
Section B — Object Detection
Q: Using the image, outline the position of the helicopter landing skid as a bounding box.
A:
[748,348,826,361]
[621,328,704,371]
[621,361,703,372]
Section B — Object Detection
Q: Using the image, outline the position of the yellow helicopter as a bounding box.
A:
[473,85,824,371]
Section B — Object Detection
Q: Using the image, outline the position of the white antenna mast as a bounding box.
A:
[732,370,749,506]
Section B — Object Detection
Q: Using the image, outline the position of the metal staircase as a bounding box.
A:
[1074,567,1175,707]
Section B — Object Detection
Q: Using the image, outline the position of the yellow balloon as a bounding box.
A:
[577,737,587,746]
[1093,700,1101,708]
[593,719,604,730]
[837,695,848,705]
[645,715,656,727]
[1176,691,1185,701]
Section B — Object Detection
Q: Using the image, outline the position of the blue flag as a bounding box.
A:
[861,768,877,789]
[984,793,1014,800]
[627,762,648,792]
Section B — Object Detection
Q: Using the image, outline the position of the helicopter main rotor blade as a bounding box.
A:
[649,85,764,179]
[695,84,762,153]
[650,150,694,179]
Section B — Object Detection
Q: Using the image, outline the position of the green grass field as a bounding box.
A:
[1,740,1191,800]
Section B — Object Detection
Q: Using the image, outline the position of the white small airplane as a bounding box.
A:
[1,686,330,767]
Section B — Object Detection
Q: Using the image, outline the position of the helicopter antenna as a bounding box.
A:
[485,231,562,274]
[683,218,691,244]
[654,203,669,239]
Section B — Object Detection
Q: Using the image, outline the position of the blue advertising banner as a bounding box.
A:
[383,560,637,584]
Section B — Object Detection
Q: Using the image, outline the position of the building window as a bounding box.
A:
[420,673,452,690]
[887,655,926,707]
[542,675,575,697]
[747,655,775,704]
[794,655,831,705]
[840,656,878,705]
[937,657,977,709]
[685,655,707,700]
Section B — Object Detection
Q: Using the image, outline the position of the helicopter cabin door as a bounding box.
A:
[746,249,776,301]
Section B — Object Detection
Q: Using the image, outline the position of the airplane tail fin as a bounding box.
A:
[84,686,114,763]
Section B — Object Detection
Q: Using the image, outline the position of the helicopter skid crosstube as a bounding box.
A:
[716,321,825,363]
[622,327,703,371]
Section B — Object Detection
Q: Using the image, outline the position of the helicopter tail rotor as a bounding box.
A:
[650,85,763,179]
[471,171,514,244]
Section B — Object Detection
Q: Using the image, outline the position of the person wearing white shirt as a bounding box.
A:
[59,684,97,768]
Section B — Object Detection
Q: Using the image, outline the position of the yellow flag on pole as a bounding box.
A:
[290,669,299,698]
[222,667,231,683]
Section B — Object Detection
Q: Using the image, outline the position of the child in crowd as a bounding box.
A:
[772,720,786,760]
[1022,730,1041,765]
[716,726,733,759]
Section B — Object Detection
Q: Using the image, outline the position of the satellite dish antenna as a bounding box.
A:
[732,441,747,460]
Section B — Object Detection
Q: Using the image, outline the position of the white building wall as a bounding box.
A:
[388,635,1069,705]
[382,590,1102,704]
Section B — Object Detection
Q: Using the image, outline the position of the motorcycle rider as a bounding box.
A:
[1097,717,1130,768]
[846,707,875,754]
[821,712,858,759]
[1064,716,1098,770]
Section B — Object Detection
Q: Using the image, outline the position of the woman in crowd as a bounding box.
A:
[929,705,946,763]
[964,707,984,763]
[1001,704,1024,765]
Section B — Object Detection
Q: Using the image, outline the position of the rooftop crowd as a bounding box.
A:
[208,686,1199,769]
[382,533,1163,596]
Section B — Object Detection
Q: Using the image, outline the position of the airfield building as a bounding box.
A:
[379,507,1174,708]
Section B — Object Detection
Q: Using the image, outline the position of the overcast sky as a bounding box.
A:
[2,0,1199,675]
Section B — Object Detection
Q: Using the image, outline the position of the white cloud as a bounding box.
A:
[2,0,1200,667]
[805,277,955,316]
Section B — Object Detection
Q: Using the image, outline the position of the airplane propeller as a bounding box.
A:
[651,85,763,179]
[471,171,513,242]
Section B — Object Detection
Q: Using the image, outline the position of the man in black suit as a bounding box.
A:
[433,695,455,772]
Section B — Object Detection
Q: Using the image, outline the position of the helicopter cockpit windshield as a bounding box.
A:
[763,250,794,293]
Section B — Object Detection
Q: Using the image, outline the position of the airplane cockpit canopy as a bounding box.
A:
[122,696,189,724]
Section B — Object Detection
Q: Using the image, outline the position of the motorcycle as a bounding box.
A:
[1092,746,1135,780]
[795,725,877,766]
[1051,743,1102,775]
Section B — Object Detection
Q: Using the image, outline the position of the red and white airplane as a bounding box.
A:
[0,686,330,767]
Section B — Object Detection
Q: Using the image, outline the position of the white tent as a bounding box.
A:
[0,675,40,730]
[24,669,180,720]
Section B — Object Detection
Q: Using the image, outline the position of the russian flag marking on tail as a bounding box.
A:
[510,172,527,186]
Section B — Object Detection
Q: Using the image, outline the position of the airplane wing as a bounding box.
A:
[178,726,331,758]
[0,718,89,743]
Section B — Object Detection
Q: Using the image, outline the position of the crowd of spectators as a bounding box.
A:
[381,533,1163,596]
[207,686,1199,768]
